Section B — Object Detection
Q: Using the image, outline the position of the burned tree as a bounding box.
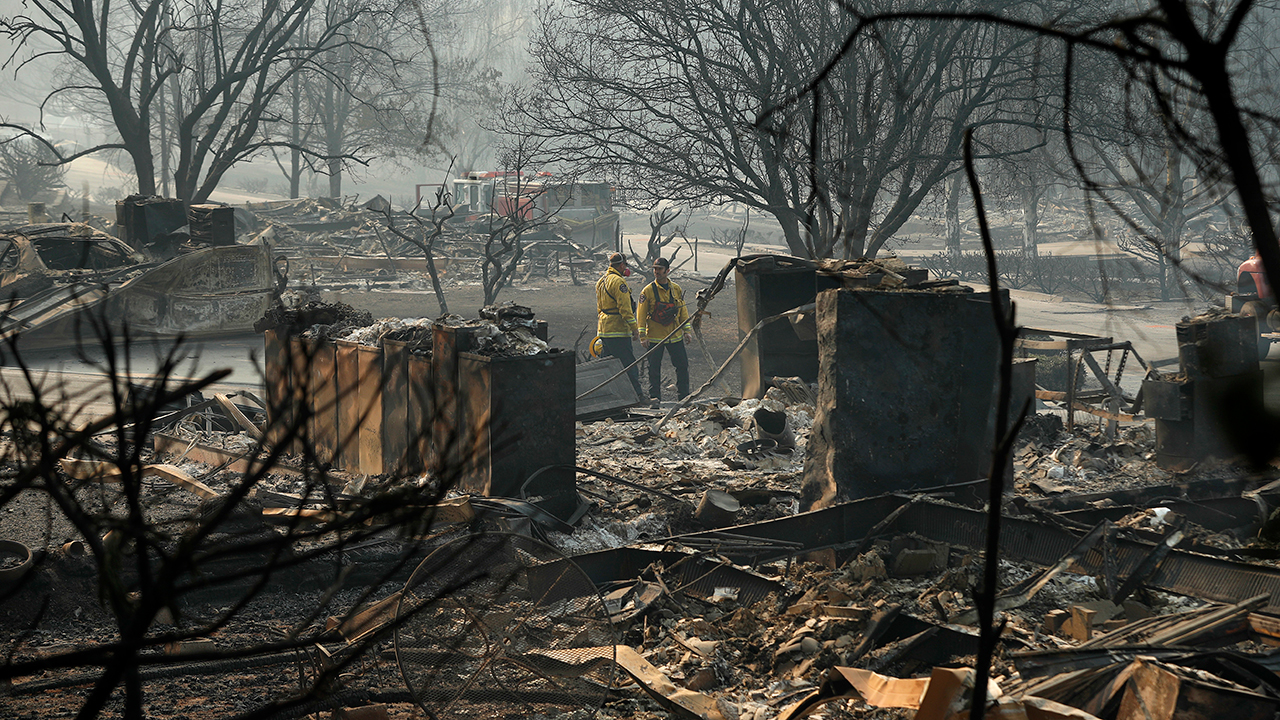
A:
[0,0,426,203]
[512,0,1046,259]
[0,136,67,203]
[267,0,470,199]
[472,142,573,305]
[379,175,456,315]
[626,207,687,282]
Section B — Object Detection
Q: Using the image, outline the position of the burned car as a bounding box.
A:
[0,224,282,351]
[0,223,144,299]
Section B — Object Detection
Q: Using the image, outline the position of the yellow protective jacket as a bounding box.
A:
[596,267,638,337]
[638,280,690,343]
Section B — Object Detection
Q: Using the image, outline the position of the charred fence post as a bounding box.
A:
[288,335,315,455]
[800,288,1008,508]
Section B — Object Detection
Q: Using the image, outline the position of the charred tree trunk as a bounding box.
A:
[290,74,303,199]
[946,173,962,259]
[1020,186,1041,257]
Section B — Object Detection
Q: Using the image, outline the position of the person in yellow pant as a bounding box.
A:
[638,257,690,406]
[596,252,643,398]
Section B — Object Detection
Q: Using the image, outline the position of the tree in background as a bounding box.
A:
[267,0,475,198]
[0,136,67,203]
[0,0,431,203]
[1063,28,1229,300]
[511,0,1047,260]
[434,0,535,173]
[476,139,569,304]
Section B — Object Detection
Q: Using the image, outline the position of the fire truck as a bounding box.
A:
[416,171,620,250]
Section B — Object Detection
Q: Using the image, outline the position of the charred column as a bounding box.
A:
[801,287,1006,508]
[1144,313,1263,469]
[355,344,384,476]
[335,339,361,471]
[455,349,576,517]
[307,338,339,466]
[735,255,929,398]
[431,324,483,476]
[381,339,412,474]
[735,256,841,398]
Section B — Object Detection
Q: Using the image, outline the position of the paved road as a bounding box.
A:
[1008,289,1199,366]
[1,335,267,420]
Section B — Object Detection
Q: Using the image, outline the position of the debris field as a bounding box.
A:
[3,243,1280,720]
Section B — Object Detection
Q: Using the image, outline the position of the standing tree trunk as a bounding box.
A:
[775,206,814,258]
[290,74,303,199]
[1020,186,1041,257]
[945,173,962,259]
[158,82,170,197]
[1157,148,1189,300]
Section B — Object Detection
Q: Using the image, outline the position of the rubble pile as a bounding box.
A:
[590,552,1224,720]
[425,302,553,357]
[338,316,434,349]
[13,272,1280,720]
[578,391,813,468]
[9,367,1280,720]
[242,196,605,293]
[253,300,559,357]
[1014,421,1165,495]
[254,297,373,337]
[549,395,1280,719]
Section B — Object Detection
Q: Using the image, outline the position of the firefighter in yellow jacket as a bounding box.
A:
[638,256,690,404]
[596,252,644,398]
